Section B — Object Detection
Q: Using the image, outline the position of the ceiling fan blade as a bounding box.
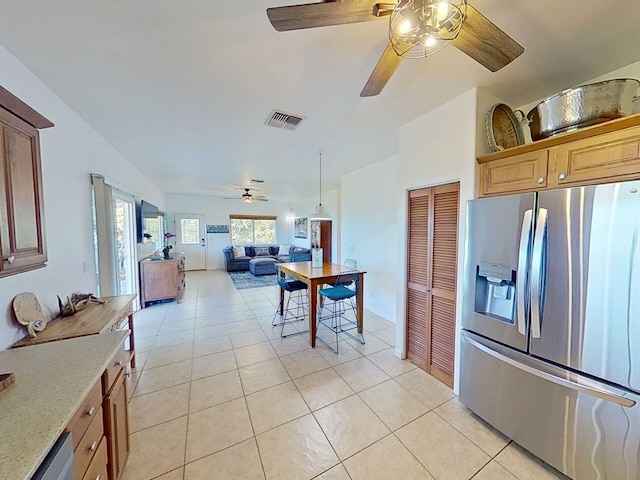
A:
[452,4,524,72]
[255,198,269,202]
[267,0,384,32]
[223,197,241,200]
[360,42,403,97]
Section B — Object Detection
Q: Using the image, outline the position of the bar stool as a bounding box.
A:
[272,264,308,337]
[316,270,365,353]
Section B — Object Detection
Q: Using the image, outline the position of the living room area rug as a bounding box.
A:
[228,271,277,289]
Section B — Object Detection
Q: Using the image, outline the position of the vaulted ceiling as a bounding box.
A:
[1,1,639,201]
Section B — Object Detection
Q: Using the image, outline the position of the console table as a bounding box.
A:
[12,294,137,368]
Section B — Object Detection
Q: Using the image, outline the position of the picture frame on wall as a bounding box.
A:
[294,217,308,238]
[207,224,229,233]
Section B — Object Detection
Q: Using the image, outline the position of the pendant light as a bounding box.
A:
[309,152,331,220]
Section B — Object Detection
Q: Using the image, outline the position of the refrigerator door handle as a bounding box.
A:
[516,209,533,336]
[530,208,548,338]
[464,333,637,408]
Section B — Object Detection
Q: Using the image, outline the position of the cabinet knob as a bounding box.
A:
[537,177,545,184]
[86,406,96,417]
[95,476,102,480]
[89,441,98,452]
[558,173,567,181]
[4,255,15,264]
[115,361,123,367]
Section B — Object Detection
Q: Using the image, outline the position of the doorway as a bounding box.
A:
[406,182,460,387]
[174,214,206,270]
[112,192,137,295]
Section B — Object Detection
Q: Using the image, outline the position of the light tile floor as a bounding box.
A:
[122,270,568,480]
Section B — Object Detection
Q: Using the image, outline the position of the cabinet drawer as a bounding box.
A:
[73,408,104,480]
[81,436,108,480]
[479,150,548,196]
[102,347,128,395]
[66,381,102,450]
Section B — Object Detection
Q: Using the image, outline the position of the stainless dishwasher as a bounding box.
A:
[31,432,75,480]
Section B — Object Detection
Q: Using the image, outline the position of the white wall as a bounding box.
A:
[341,156,399,322]
[0,44,164,350]
[395,89,479,393]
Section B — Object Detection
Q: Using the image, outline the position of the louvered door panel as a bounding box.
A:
[432,187,459,295]
[408,193,429,286]
[407,289,428,366]
[429,296,456,385]
[429,184,459,387]
[406,190,431,369]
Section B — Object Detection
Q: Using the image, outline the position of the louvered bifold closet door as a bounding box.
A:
[406,189,432,370]
[406,182,459,387]
[429,184,459,387]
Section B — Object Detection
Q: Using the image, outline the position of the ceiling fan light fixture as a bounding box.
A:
[389,0,466,58]
[242,189,254,203]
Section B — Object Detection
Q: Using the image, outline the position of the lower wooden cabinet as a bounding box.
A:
[66,347,130,480]
[104,369,129,480]
[73,406,104,480]
[139,254,185,307]
[82,437,108,480]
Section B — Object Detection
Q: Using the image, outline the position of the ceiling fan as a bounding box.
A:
[266,0,524,97]
[223,188,269,203]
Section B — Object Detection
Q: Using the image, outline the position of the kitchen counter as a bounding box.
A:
[0,330,128,480]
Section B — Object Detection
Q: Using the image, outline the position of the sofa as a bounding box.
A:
[223,245,311,275]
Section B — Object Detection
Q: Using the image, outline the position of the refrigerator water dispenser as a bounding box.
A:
[474,262,516,323]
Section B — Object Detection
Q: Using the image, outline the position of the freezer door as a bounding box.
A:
[460,331,640,480]
[462,193,535,351]
[532,181,640,393]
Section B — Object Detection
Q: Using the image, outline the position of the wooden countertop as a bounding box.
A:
[0,331,128,480]
[12,294,135,348]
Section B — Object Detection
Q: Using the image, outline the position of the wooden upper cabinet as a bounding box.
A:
[477,113,640,197]
[478,150,548,196]
[549,124,640,187]
[0,87,52,277]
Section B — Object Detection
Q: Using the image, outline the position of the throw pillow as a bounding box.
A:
[255,246,270,256]
[278,244,291,255]
[233,246,246,257]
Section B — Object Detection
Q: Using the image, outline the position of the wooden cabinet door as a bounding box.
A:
[0,107,47,276]
[406,183,459,387]
[550,125,640,187]
[479,150,548,196]
[104,370,129,480]
[140,259,179,305]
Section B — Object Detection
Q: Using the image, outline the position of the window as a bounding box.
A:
[230,215,277,244]
[180,218,200,244]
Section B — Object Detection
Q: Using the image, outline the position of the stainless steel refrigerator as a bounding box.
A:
[460,180,640,480]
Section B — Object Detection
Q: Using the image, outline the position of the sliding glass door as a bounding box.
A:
[112,192,137,296]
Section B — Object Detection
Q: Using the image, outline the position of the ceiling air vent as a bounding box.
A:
[265,110,305,131]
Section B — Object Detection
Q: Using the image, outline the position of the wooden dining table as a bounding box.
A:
[277,261,366,347]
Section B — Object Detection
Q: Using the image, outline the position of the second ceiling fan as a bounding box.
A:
[224,188,269,203]
[267,0,524,97]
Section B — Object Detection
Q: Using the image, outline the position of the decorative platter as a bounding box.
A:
[485,103,525,152]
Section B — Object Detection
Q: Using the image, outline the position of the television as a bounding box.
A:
[136,200,159,243]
